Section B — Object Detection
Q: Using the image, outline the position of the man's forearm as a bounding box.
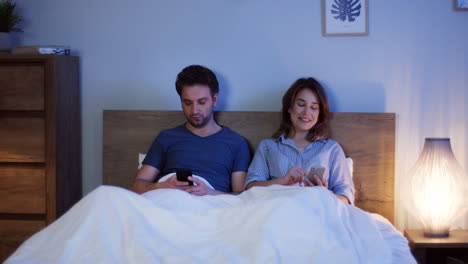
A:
[132,178,239,196]
[130,179,154,194]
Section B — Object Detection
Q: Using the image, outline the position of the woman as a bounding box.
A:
[244,78,354,204]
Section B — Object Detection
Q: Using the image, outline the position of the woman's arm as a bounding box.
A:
[244,141,270,189]
[327,143,355,204]
[334,194,350,204]
[246,166,307,189]
[246,177,287,189]
[304,173,350,204]
[246,140,307,190]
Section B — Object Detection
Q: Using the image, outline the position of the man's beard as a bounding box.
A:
[187,111,213,128]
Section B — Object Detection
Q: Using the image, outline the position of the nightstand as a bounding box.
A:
[405,229,468,264]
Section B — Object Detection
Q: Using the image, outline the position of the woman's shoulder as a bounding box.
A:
[321,138,345,151]
[255,138,281,151]
[258,138,277,147]
[322,138,338,145]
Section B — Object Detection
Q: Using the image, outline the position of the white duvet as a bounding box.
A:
[6,184,415,264]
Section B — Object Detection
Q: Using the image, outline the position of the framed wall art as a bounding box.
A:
[454,0,468,11]
[322,0,368,36]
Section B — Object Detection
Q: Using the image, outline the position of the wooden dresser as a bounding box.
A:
[0,55,82,262]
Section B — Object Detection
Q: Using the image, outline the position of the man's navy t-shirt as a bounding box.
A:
[142,124,251,192]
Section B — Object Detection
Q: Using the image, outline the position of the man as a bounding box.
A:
[131,65,250,195]
[4,65,250,263]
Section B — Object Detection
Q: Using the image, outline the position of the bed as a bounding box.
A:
[103,110,395,223]
[6,111,415,264]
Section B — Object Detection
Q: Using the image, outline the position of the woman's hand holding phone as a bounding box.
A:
[305,167,328,188]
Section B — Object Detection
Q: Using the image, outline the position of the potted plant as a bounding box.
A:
[0,0,22,53]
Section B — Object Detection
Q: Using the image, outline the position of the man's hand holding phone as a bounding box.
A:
[154,174,190,190]
[175,169,215,195]
[176,169,194,186]
[185,176,216,196]
[153,168,193,191]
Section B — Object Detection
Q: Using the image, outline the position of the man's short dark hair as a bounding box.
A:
[175,65,219,97]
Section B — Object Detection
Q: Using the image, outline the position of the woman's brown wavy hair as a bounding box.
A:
[273,77,330,141]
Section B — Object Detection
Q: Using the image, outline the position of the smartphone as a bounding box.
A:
[308,167,326,186]
[176,168,194,185]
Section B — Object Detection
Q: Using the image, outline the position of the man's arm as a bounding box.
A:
[130,165,190,194]
[230,171,246,194]
[130,165,161,194]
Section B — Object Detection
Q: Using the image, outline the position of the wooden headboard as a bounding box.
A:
[103,111,395,223]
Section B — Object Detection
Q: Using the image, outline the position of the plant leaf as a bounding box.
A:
[330,0,362,23]
[0,0,23,32]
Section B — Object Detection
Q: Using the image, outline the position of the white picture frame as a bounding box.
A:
[322,0,369,36]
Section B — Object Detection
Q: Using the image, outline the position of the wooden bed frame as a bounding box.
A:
[103,111,395,223]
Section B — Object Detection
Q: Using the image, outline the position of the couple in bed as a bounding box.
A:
[7,65,415,264]
[131,65,353,204]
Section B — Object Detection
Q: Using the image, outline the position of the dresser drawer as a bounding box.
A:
[0,220,46,262]
[0,165,46,214]
[0,116,45,162]
[0,64,45,111]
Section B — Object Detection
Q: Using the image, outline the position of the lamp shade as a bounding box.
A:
[407,138,467,237]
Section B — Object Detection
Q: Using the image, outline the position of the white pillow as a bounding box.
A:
[346,157,354,178]
[138,153,146,169]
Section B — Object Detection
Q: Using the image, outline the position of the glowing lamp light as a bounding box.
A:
[407,138,467,237]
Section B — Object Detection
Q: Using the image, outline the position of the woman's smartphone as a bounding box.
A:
[176,168,194,185]
[308,167,325,186]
